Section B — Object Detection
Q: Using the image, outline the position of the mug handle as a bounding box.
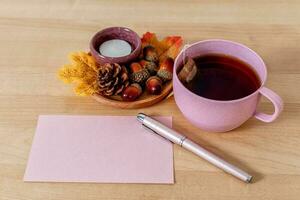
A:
[254,87,283,122]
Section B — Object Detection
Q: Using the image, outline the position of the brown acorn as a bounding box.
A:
[157,57,174,81]
[129,62,150,84]
[143,45,158,63]
[140,60,158,75]
[146,76,163,95]
[121,83,142,101]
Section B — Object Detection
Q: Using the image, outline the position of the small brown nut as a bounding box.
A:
[130,62,143,73]
[140,60,158,75]
[143,45,158,63]
[146,76,163,95]
[157,57,174,81]
[129,62,150,84]
[121,83,142,101]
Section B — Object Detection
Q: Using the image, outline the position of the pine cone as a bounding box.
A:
[97,63,129,96]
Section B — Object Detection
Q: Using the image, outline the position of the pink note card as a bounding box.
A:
[24,115,173,184]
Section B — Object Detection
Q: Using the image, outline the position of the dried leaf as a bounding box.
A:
[58,52,99,96]
[141,32,183,61]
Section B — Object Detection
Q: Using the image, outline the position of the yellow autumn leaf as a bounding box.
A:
[58,52,99,96]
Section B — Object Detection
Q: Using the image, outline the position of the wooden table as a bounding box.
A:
[1,1,299,199]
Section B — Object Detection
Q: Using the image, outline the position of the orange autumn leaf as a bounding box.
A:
[141,32,183,62]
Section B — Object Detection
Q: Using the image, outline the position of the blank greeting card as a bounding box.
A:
[24,115,173,184]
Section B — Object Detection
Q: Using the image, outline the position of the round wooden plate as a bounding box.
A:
[92,81,173,109]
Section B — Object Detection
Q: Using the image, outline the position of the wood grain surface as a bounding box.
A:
[0,1,300,199]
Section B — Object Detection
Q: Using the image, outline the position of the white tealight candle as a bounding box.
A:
[99,39,132,57]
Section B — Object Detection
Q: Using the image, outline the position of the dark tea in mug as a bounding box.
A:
[182,53,261,101]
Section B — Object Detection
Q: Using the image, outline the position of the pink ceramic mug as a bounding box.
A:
[173,39,283,132]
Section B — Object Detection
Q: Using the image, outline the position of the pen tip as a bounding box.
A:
[246,176,253,183]
[137,113,146,122]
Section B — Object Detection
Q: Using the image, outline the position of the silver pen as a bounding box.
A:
[137,113,253,183]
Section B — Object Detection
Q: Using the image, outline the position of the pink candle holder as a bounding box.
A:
[90,27,142,65]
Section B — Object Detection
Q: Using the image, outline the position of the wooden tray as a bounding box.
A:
[92,82,173,109]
